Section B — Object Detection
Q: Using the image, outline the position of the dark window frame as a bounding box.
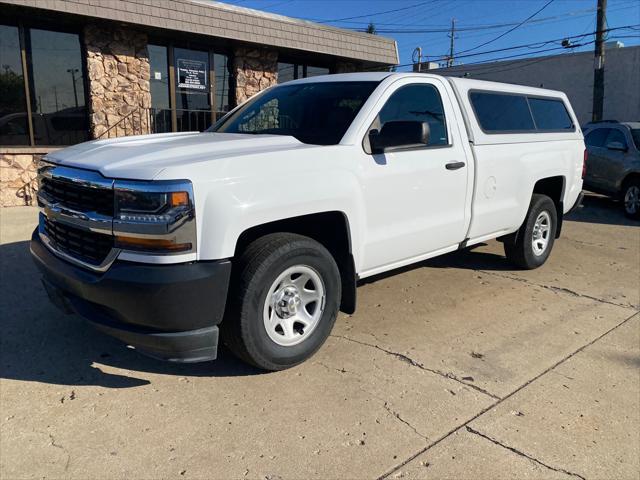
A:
[0,22,89,147]
[468,89,576,135]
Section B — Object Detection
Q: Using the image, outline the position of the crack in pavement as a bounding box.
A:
[465,426,586,480]
[330,335,501,400]
[478,270,638,310]
[315,360,430,443]
[377,310,639,480]
[48,433,71,471]
[383,402,429,441]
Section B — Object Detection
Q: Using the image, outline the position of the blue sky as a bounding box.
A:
[220,0,640,70]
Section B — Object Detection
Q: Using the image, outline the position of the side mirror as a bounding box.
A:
[369,121,430,154]
[606,141,627,151]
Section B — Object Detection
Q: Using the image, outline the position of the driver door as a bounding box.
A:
[359,78,470,275]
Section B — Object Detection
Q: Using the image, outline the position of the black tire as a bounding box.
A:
[504,194,558,270]
[221,233,341,371]
[621,178,640,220]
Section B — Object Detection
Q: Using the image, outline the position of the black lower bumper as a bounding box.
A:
[30,229,231,363]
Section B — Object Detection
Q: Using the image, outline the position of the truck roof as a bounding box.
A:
[289,72,568,98]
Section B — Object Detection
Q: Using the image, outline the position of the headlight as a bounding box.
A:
[113,180,196,254]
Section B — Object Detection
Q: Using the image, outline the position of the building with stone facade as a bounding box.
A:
[0,0,398,207]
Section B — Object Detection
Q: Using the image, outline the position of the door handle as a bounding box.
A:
[445,161,466,170]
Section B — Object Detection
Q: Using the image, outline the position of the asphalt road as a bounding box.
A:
[1,193,638,480]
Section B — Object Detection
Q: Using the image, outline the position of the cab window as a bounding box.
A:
[376,84,449,146]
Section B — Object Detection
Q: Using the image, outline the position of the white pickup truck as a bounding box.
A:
[31,72,585,370]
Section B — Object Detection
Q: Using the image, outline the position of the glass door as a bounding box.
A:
[148,44,172,133]
[174,47,211,132]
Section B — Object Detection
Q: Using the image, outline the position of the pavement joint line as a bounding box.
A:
[376,310,639,480]
[330,335,502,400]
[465,425,586,480]
[477,270,638,310]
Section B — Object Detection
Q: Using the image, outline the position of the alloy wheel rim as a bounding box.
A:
[263,265,325,347]
[624,186,640,214]
[532,211,551,256]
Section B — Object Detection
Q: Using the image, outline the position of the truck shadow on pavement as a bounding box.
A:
[566,192,639,227]
[0,241,262,389]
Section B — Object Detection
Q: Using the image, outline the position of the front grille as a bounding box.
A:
[40,177,114,216]
[44,217,114,266]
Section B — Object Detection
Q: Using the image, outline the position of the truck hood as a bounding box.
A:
[45,132,313,180]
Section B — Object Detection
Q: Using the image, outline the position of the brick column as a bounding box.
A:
[0,153,42,207]
[84,24,151,139]
[233,47,278,104]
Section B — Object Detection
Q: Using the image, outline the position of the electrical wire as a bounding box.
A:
[359,24,639,72]
[454,0,557,55]
[315,1,438,24]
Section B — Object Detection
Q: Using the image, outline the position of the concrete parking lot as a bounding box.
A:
[1,193,638,480]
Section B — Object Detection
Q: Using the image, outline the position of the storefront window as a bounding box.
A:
[29,28,88,145]
[174,47,211,132]
[277,62,330,83]
[213,53,230,121]
[148,45,231,132]
[305,65,330,78]
[277,62,296,83]
[148,44,171,133]
[0,25,29,145]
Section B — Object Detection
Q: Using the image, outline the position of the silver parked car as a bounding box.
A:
[583,121,640,219]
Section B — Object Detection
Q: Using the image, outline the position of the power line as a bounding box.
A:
[350,6,594,30]
[455,0,557,55]
[315,1,436,23]
[360,24,639,72]
[371,2,638,33]
[424,24,637,64]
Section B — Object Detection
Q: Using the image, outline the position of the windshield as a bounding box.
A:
[211,81,379,145]
[631,129,640,150]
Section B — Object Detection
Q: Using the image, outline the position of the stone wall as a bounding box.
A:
[0,153,43,207]
[233,47,278,104]
[84,24,151,139]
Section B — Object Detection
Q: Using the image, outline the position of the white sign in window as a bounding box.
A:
[177,59,207,91]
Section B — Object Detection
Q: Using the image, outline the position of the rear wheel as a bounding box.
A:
[504,194,557,269]
[622,179,640,220]
[222,233,341,371]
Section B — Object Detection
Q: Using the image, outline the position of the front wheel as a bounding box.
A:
[504,194,558,269]
[222,233,341,371]
[622,179,640,220]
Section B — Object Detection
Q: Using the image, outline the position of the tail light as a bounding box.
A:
[582,149,587,179]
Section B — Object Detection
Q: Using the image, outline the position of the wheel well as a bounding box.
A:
[234,212,357,314]
[533,176,565,238]
[621,173,640,193]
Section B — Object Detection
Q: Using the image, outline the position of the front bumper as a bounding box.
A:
[30,229,231,362]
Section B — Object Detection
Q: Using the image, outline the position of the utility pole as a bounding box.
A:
[447,19,456,67]
[67,68,79,109]
[592,0,607,122]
